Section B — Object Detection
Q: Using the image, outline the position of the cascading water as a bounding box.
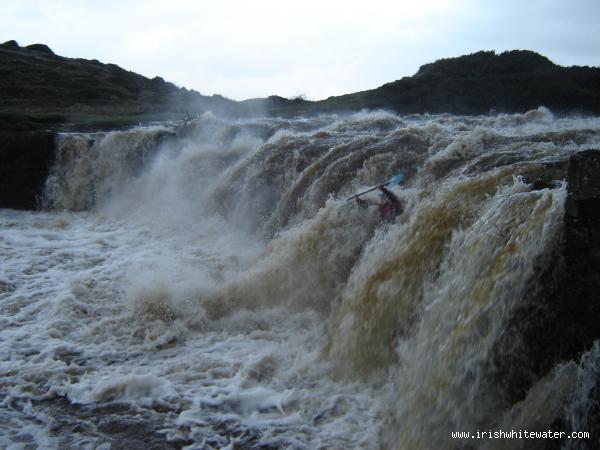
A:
[1,109,600,449]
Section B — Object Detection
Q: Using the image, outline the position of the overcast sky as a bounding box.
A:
[3,0,600,100]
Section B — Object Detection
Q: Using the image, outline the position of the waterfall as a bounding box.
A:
[22,109,600,448]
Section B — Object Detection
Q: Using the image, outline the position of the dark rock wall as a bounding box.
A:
[549,149,600,448]
[562,148,600,371]
[488,150,600,448]
[0,131,56,209]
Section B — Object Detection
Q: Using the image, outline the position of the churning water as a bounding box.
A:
[2,109,600,449]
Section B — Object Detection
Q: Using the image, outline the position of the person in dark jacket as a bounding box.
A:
[376,185,402,221]
[355,185,402,221]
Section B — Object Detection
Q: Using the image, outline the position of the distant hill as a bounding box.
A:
[1,41,599,131]
[300,50,600,116]
[0,40,248,130]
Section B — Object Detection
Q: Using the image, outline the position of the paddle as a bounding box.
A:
[346,172,405,201]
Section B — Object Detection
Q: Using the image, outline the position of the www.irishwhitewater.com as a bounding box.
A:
[451,430,590,440]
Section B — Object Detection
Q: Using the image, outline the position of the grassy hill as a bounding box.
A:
[0,40,243,130]
[298,50,600,116]
[1,41,599,131]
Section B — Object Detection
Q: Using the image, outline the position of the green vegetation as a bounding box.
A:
[0,40,241,130]
[302,50,600,116]
[1,41,599,131]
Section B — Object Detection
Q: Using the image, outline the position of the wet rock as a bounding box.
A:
[525,159,568,190]
[565,149,600,220]
[489,149,600,447]
[561,150,600,347]
[0,130,56,209]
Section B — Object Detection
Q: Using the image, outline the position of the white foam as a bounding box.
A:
[67,374,173,405]
[2,111,600,448]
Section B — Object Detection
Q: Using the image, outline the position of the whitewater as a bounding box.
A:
[1,109,600,449]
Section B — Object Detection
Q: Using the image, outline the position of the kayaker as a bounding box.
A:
[356,185,402,221]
